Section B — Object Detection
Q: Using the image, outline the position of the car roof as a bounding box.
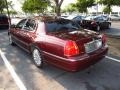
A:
[66,15,82,20]
[27,16,72,23]
[66,15,77,19]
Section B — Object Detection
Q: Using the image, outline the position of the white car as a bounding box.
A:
[109,15,120,21]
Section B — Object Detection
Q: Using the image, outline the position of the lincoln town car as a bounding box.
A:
[8,16,108,72]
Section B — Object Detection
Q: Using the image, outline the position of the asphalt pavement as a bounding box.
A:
[101,22,120,38]
[0,51,19,90]
[0,26,120,90]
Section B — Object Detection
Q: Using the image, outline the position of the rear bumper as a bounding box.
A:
[81,24,97,30]
[43,46,108,72]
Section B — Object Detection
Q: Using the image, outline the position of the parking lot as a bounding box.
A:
[0,22,120,90]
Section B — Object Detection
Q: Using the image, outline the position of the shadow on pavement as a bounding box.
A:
[101,28,120,38]
[1,31,120,90]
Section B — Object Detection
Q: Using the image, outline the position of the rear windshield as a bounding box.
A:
[93,17,99,21]
[45,19,80,32]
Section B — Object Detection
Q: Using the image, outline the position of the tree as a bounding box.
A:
[74,0,95,13]
[103,6,112,14]
[99,0,120,14]
[7,1,14,10]
[22,0,48,14]
[62,3,77,13]
[0,0,14,14]
[0,0,6,14]
[49,0,64,16]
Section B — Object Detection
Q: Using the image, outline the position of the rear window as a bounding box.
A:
[45,19,80,32]
[93,17,99,21]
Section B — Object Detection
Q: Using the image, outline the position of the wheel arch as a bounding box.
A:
[30,42,42,54]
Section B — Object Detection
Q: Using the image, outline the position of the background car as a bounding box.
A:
[66,15,85,25]
[8,17,108,72]
[98,15,109,21]
[109,15,120,21]
[0,14,10,30]
[81,16,111,31]
[60,15,68,19]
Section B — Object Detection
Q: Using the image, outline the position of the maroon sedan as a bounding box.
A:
[8,17,108,72]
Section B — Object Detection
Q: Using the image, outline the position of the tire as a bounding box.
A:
[9,35,15,45]
[32,47,43,68]
[108,23,111,29]
[96,25,100,31]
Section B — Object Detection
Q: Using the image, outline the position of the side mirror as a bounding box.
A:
[10,24,16,28]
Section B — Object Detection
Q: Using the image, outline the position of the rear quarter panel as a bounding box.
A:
[44,35,65,57]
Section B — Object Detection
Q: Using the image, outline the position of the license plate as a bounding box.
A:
[85,39,102,53]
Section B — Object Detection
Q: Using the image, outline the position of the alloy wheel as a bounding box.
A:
[32,48,42,67]
[108,24,111,28]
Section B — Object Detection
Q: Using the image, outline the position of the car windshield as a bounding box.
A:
[45,19,80,32]
[85,16,94,20]
[93,17,100,21]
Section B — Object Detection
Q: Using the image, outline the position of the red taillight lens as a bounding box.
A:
[101,34,106,44]
[64,40,79,57]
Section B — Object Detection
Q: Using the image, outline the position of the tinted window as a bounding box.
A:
[94,17,99,21]
[16,19,27,29]
[45,20,80,32]
[73,16,81,20]
[23,19,35,31]
[94,17,103,21]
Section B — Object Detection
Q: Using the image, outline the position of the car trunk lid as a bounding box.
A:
[47,29,101,55]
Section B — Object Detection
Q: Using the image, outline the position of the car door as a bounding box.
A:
[73,16,82,24]
[10,19,27,45]
[100,17,109,28]
[18,19,36,52]
[97,17,106,28]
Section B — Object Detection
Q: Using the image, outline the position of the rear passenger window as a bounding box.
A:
[23,19,35,31]
[16,19,27,29]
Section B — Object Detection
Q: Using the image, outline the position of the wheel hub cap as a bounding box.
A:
[33,49,41,66]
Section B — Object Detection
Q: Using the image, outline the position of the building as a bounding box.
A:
[88,4,120,15]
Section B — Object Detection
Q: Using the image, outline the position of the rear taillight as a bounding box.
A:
[101,34,106,44]
[64,40,79,57]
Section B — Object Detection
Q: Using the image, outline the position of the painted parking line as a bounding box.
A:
[0,49,27,90]
[106,56,120,62]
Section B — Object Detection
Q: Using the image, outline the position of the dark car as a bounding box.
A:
[8,17,108,72]
[81,16,111,31]
[66,15,85,25]
[0,14,10,29]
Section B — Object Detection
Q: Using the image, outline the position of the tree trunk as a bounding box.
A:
[55,6,61,16]
[54,0,64,16]
[108,5,111,14]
